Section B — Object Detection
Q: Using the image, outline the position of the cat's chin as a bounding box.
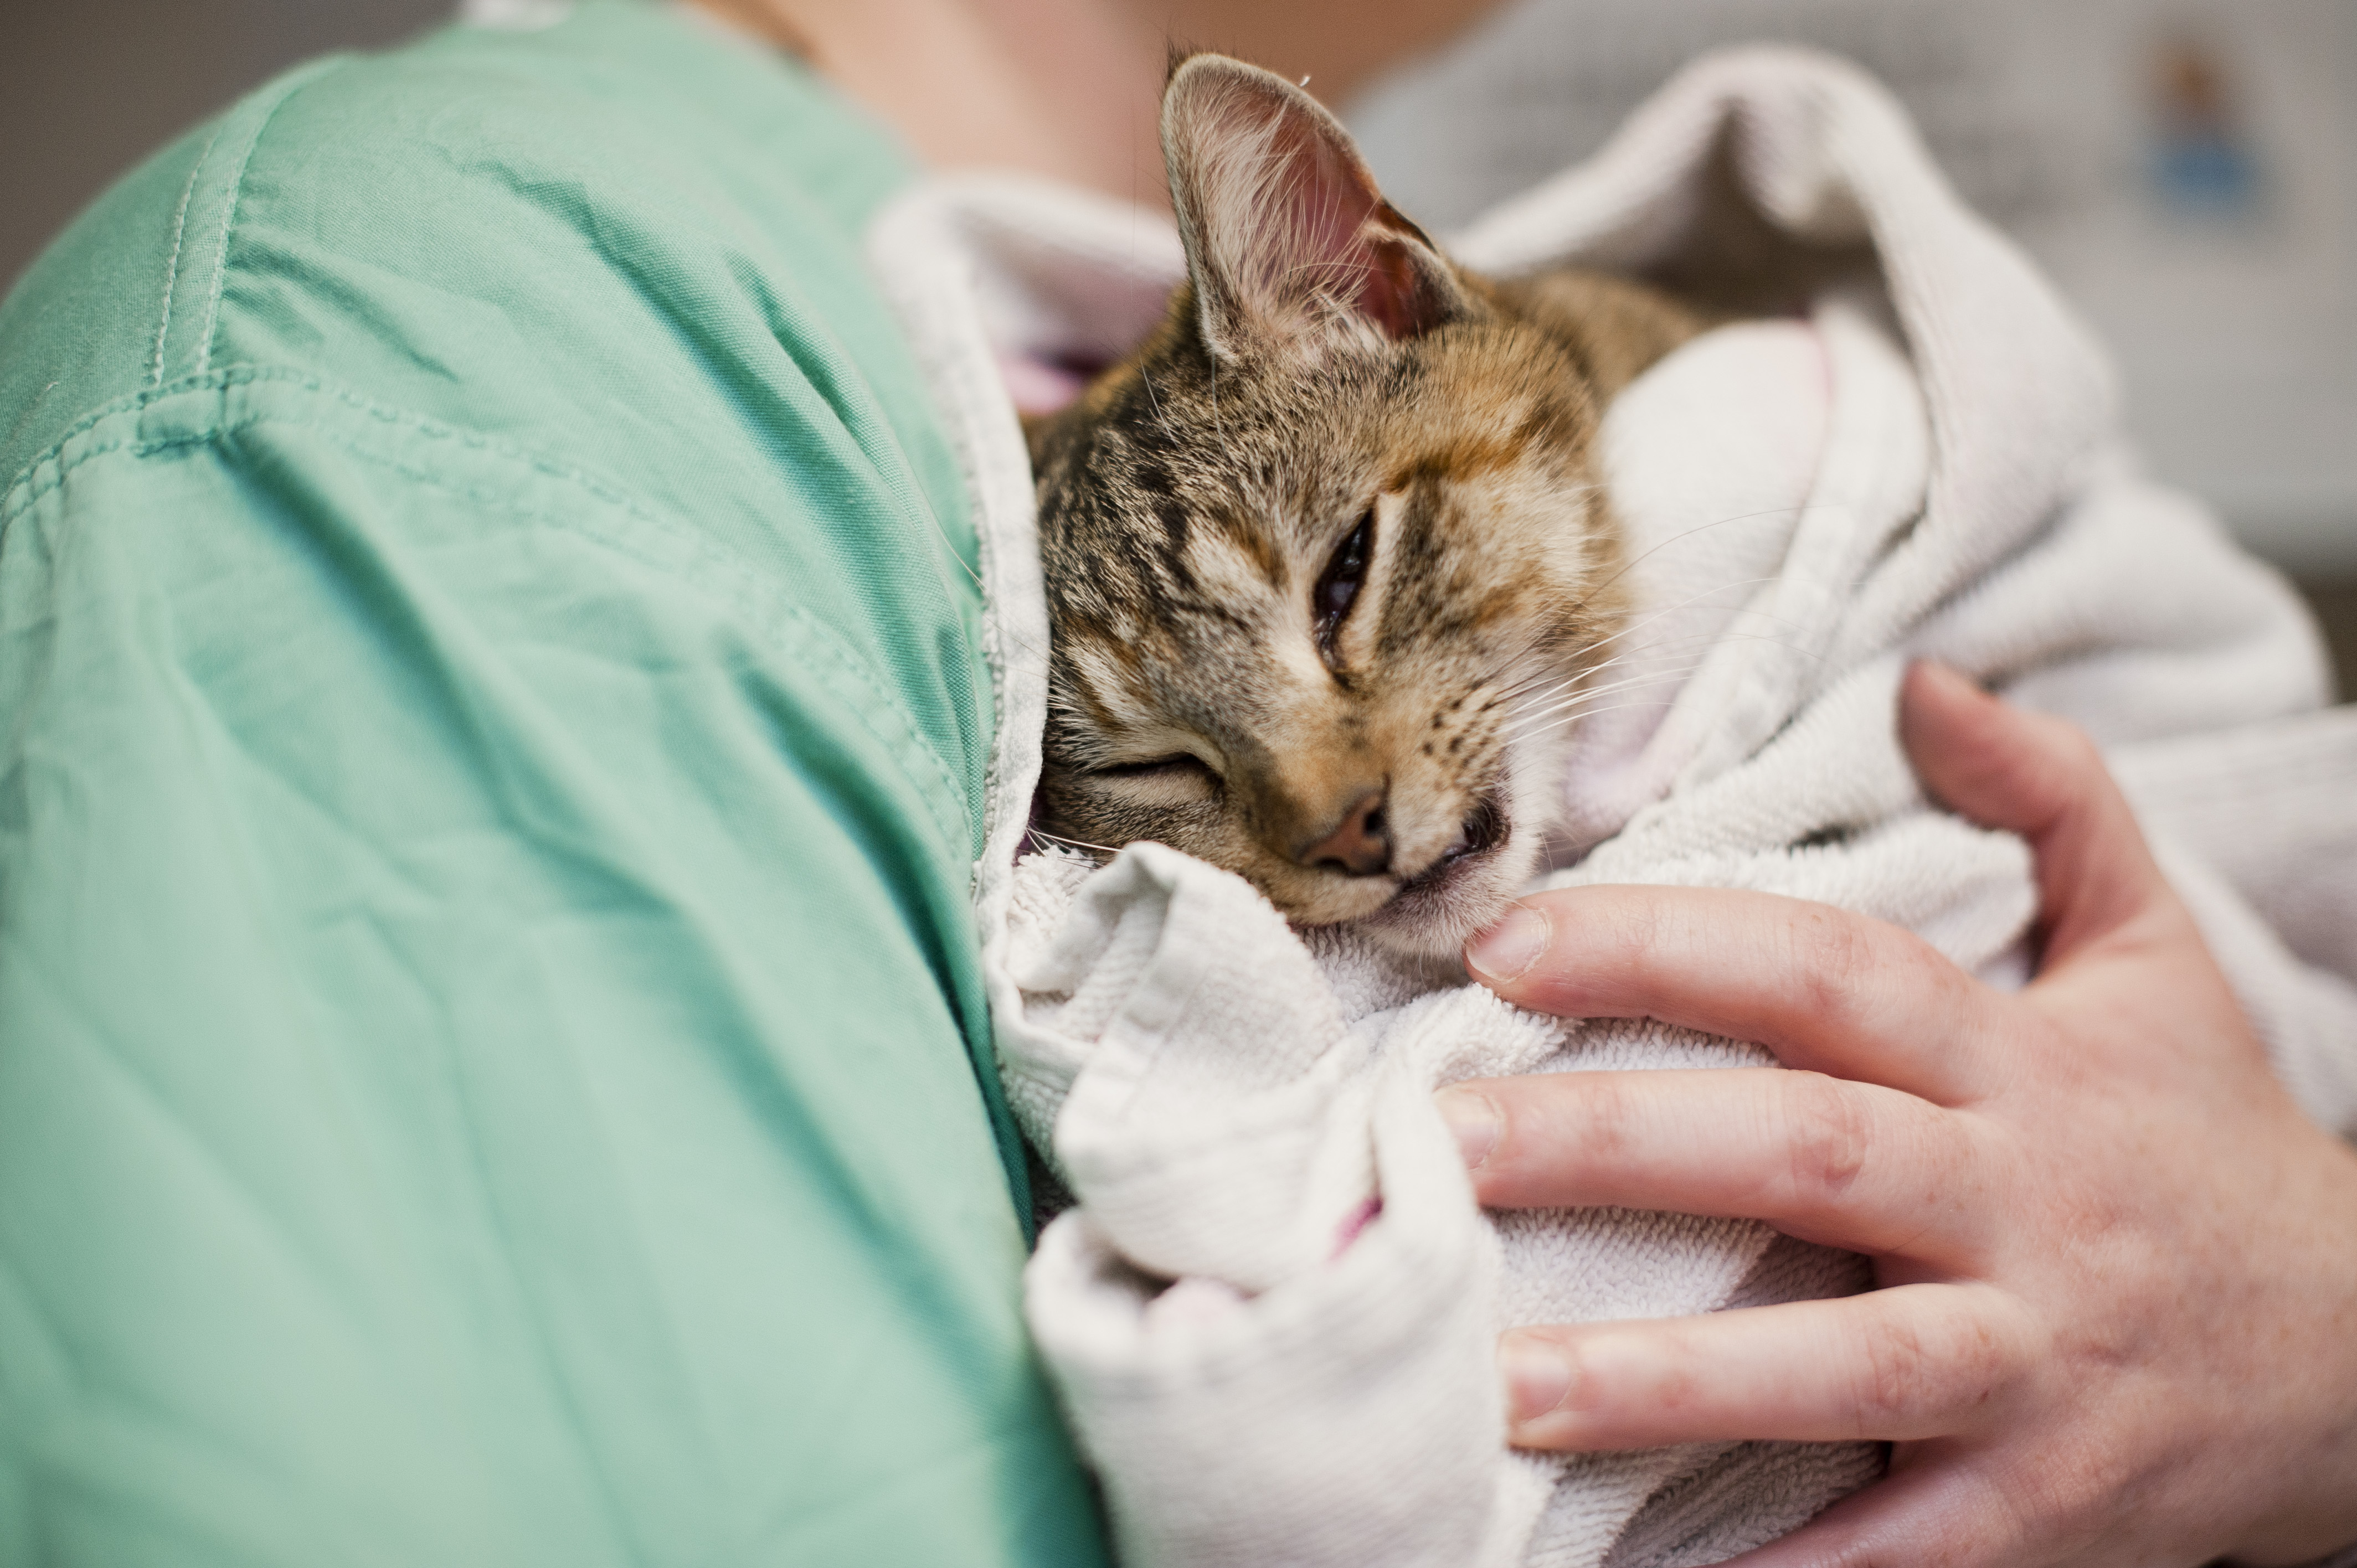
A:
[1342,768,1558,958]
[1346,838,1533,960]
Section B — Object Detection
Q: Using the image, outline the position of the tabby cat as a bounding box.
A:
[1026,53,1707,956]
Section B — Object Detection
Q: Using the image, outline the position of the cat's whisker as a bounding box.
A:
[1541,620,1826,704]
[1490,576,1791,710]
[1685,606,1823,649]
[1512,688,1697,742]
[1504,666,1710,732]
[1500,655,1677,719]
[1509,660,1708,713]
[1704,628,1829,657]
[1500,627,1738,710]
[1567,506,1829,618]
[1497,622,1664,699]
[1495,607,1824,721]
[1561,596,1777,669]
[1507,622,1832,731]
[1561,576,1787,662]
[1502,648,1645,710]
[1140,369,1178,445]
[1515,661,1715,713]
[1026,826,1126,859]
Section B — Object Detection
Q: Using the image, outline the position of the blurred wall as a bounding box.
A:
[1,0,449,297]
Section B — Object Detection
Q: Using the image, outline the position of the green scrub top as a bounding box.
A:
[0,3,1109,1562]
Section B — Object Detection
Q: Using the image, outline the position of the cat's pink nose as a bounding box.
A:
[1300,790,1391,876]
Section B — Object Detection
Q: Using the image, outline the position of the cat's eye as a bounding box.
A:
[1101,755,1206,777]
[1313,508,1376,663]
[1098,755,1219,788]
[1095,752,1221,805]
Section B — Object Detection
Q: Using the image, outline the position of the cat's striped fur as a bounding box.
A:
[1027,54,1705,956]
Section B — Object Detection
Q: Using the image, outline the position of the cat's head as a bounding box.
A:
[1028,54,1622,957]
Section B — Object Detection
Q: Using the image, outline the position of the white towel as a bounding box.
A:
[866,45,2357,1568]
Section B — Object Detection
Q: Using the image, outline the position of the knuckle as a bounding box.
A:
[1944,1304,2019,1405]
[1851,1311,1935,1430]
[1789,905,1881,1025]
[1778,1074,1876,1203]
[1609,894,1671,970]
[2049,719,2104,777]
[1849,1294,2025,1437]
[1575,1075,1641,1159]
[1790,907,1968,1062]
[2035,720,2110,810]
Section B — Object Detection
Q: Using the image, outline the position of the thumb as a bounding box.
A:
[1898,661,2169,965]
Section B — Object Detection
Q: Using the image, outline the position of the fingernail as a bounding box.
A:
[1434,1087,1501,1170]
[1466,904,1550,984]
[1500,1335,1574,1425]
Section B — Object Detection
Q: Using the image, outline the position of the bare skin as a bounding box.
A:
[1442,663,2357,1566]
[683,0,1502,207]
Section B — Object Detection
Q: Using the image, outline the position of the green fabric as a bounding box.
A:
[0,4,1108,1563]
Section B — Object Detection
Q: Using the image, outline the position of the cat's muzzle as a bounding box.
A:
[1438,795,1507,865]
[1346,787,1520,955]
[1394,791,1511,897]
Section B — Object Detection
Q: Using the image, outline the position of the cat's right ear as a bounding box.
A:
[1162,54,1473,364]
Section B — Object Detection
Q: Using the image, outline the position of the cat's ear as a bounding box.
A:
[1162,54,1473,362]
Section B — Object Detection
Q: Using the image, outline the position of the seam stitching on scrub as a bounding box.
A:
[192,57,348,378]
[281,418,978,854]
[0,370,975,853]
[152,126,225,390]
[9,416,975,855]
[7,365,635,524]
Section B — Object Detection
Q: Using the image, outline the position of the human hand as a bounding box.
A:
[1438,662,2357,1566]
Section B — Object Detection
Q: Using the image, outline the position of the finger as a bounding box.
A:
[1500,1284,2036,1451]
[1435,1069,1987,1260]
[1899,661,2171,965]
[1719,1454,2031,1568]
[1464,885,1998,1105]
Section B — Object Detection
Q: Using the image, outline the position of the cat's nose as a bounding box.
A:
[1299,788,1391,876]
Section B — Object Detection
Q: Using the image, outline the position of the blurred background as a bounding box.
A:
[6,0,2351,694]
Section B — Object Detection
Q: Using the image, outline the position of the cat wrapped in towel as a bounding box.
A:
[862,47,2357,1568]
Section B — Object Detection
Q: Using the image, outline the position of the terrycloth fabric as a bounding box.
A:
[2113,707,2357,1136]
[867,46,2355,1568]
